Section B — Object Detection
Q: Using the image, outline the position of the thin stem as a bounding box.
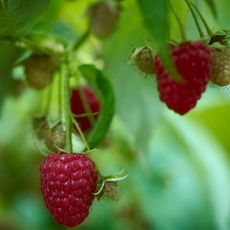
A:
[189,0,212,36]
[63,64,73,153]
[184,0,204,38]
[72,118,90,151]
[73,30,90,51]
[168,0,187,40]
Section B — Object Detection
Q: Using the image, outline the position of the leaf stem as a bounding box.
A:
[184,0,204,38]
[63,64,72,153]
[168,0,187,40]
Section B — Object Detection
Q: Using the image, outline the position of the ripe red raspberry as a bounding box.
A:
[154,42,212,115]
[40,153,98,227]
[71,86,100,132]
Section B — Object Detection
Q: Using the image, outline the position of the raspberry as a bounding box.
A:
[40,153,98,227]
[71,86,100,132]
[154,42,212,115]
[211,47,230,86]
[131,46,155,75]
[24,54,59,90]
[88,0,120,39]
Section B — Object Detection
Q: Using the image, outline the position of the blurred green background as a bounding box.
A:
[1,0,230,229]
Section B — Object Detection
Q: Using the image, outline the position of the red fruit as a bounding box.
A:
[154,42,212,115]
[71,86,100,132]
[40,153,98,227]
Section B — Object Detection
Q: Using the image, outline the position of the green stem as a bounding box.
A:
[184,0,204,38]
[63,64,73,153]
[189,0,212,36]
[168,0,187,40]
[72,118,90,151]
[73,30,90,51]
[58,71,62,120]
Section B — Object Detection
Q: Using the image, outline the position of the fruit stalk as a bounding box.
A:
[63,64,73,153]
[58,71,63,120]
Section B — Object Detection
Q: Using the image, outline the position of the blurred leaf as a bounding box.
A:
[190,101,230,157]
[204,0,217,18]
[167,114,230,229]
[133,113,230,229]
[0,0,50,39]
[79,64,115,149]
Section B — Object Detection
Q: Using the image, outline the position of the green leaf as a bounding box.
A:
[204,0,217,18]
[78,64,115,149]
[0,0,50,39]
[136,0,169,42]
[136,0,179,80]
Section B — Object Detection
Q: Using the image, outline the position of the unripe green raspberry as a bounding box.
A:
[88,0,120,39]
[24,54,59,90]
[131,46,155,75]
[211,48,230,86]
